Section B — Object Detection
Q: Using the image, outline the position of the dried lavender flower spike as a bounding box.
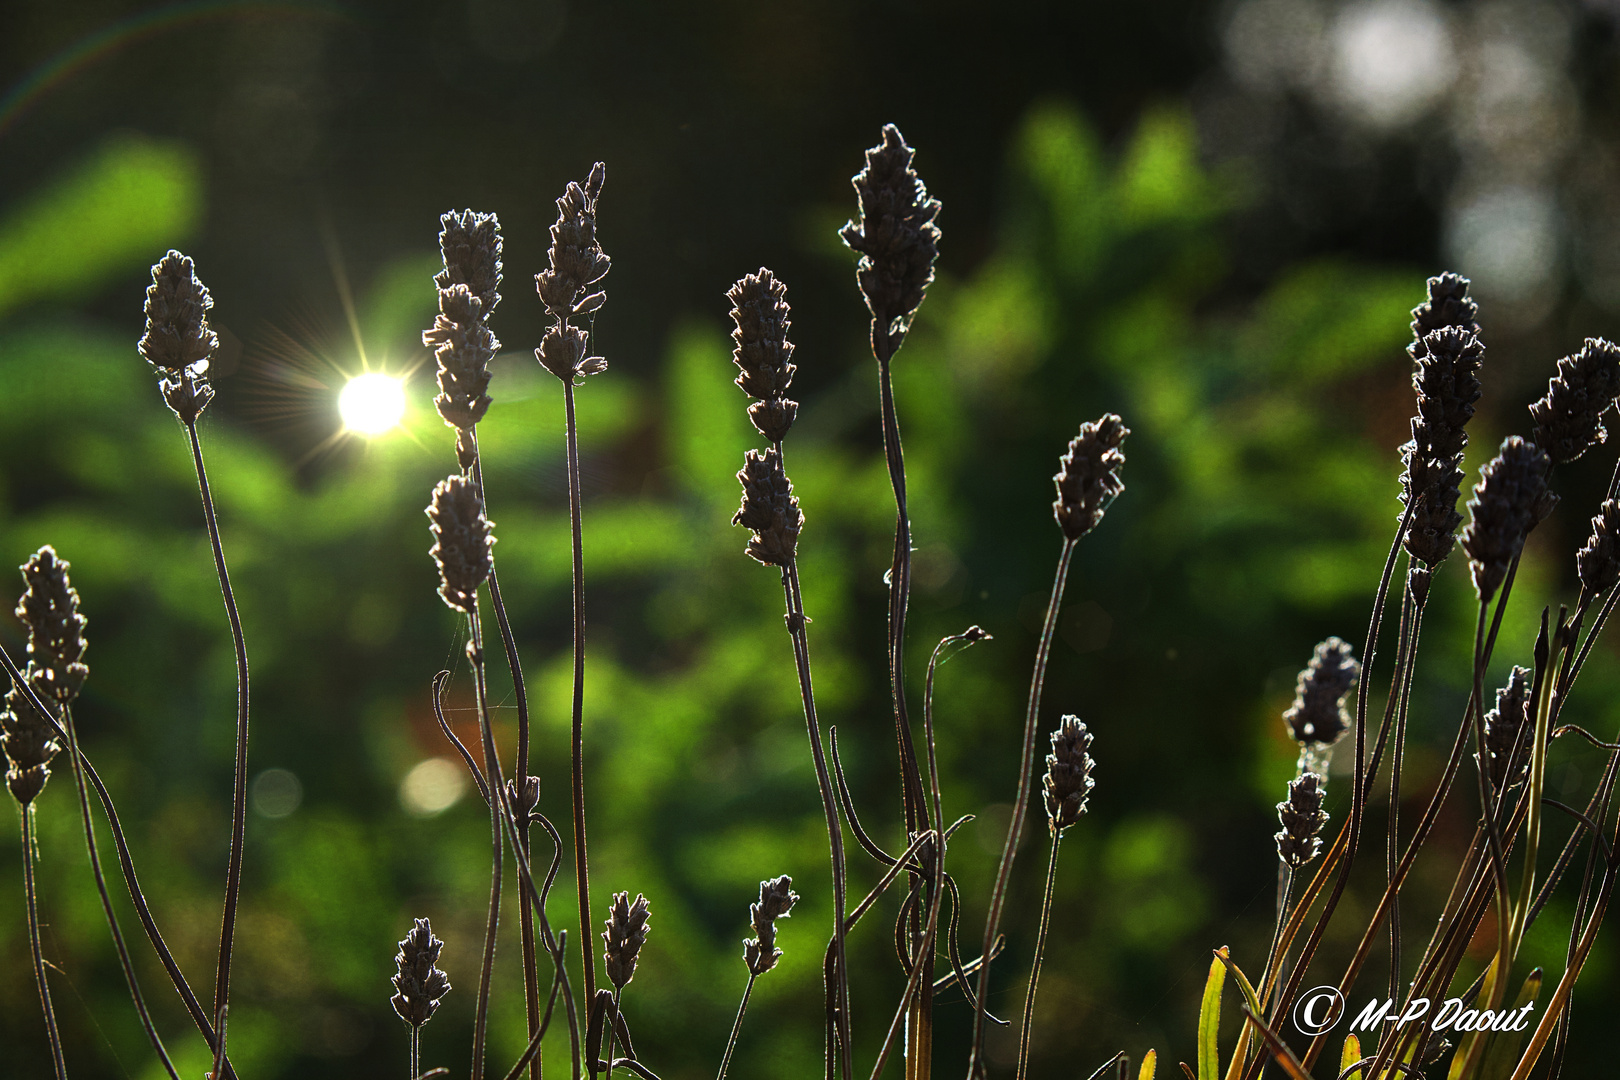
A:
[1398,325,1483,569]
[1480,666,1530,792]
[732,448,803,567]
[1462,436,1556,602]
[744,875,798,977]
[426,474,495,613]
[391,917,451,1028]
[603,891,651,990]
[1042,715,1095,834]
[1577,497,1620,601]
[436,209,503,316]
[1409,272,1480,355]
[729,269,799,443]
[839,124,942,353]
[17,547,88,706]
[1529,337,1620,465]
[139,250,218,422]
[1053,413,1128,540]
[1276,772,1329,868]
[423,284,498,433]
[1283,637,1359,748]
[1,677,59,806]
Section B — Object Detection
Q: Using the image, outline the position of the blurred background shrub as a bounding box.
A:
[3,2,1620,1078]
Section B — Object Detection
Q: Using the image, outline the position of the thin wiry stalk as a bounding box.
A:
[182,419,252,1026]
[781,560,853,1080]
[469,432,544,1080]
[563,379,598,1025]
[604,991,623,1080]
[468,604,505,1080]
[972,536,1076,1074]
[61,704,179,1080]
[21,808,67,1080]
[1014,832,1064,1080]
[411,1026,421,1080]
[715,974,757,1080]
[1245,499,1415,1080]
[0,645,232,1076]
[1386,580,1427,1012]
[442,657,580,1080]
[871,347,933,1080]
[502,937,572,1080]
[1300,547,1521,1074]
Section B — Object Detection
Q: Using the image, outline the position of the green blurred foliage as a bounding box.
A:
[1,104,1616,1080]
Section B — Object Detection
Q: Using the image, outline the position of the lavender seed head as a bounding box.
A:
[1480,666,1531,792]
[744,875,799,977]
[839,124,942,354]
[426,475,494,613]
[16,546,88,706]
[1053,413,1128,541]
[391,917,450,1028]
[1275,772,1329,868]
[139,250,218,373]
[1283,637,1360,748]
[1409,272,1480,356]
[435,209,503,317]
[1042,716,1095,834]
[139,251,218,422]
[729,269,799,443]
[1,676,59,806]
[423,284,498,434]
[1398,325,1484,568]
[733,448,803,567]
[603,891,651,990]
[1529,337,1620,465]
[1462,436,1557,602]
[1577,497,1620,601]
[536,165,611,323]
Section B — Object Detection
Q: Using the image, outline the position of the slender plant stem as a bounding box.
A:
[563,380,598,1031]
[782,560,853,1080]
[469,605,505,1080]
[603,990,624,1079]
[470,433,544,1080]
[411,1026,421,1080]
[183,419,251,1024]
[1243,499,1414,1080]
[716,974,757,1080]
[872,341,932,1079]
[971,536,1076,1076]
[61,704,179,1080]
[0,642,232,1074]
[1386,580,1426,1013]
[21,807,68,1080]
[1014,831,1064,1080]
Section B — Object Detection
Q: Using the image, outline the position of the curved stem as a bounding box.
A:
[471,432,544,1080]
[62,704,179,1080]
[1014,832,1064,1080]
[469,605,505,1080]
[971,537,1076,1075]
[782,560,852,1080]
[22,807,68,1080]
[0,642,230,1074]
[184,420,251,1025]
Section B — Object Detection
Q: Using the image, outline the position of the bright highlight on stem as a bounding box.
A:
[339,372,407,435]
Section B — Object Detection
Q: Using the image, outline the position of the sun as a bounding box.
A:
[338,372,407,436]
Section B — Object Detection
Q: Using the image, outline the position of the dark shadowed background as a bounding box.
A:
[4,1,1620,1078]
